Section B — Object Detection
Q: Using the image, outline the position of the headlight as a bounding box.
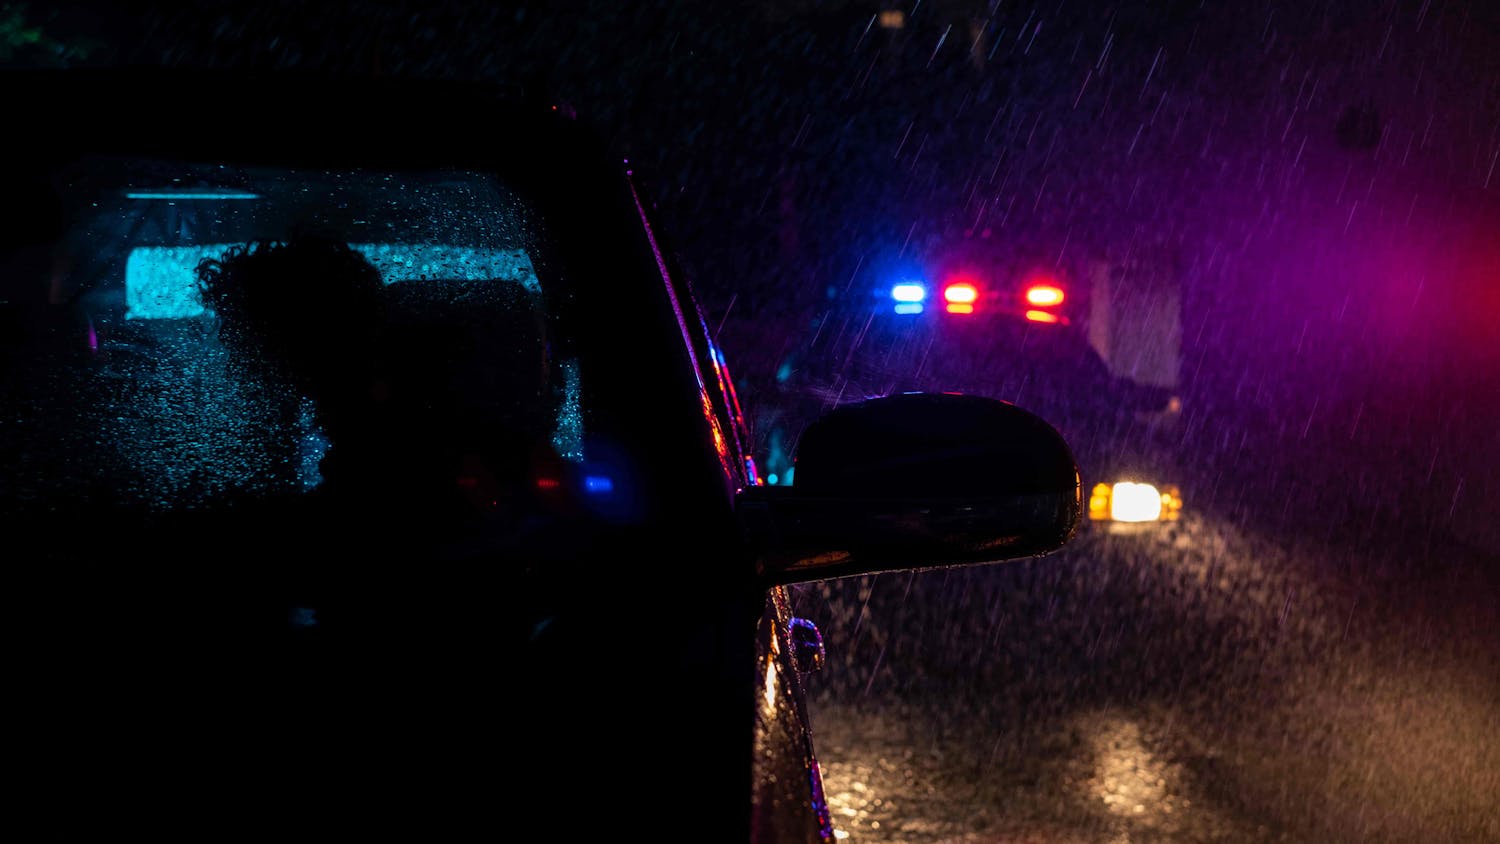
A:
[1089,482,1183,523]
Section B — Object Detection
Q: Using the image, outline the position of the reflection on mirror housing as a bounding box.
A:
[738,392,1081,584]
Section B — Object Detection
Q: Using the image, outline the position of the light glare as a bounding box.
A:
[126,190,260,200]
[1026,285,1065,306]
[891,283,926,302]
[764,659,778,710]
[943,283,978,303]
[1110,482,1162,522]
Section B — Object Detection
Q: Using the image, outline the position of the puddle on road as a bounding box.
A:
[1078,717,1183,821]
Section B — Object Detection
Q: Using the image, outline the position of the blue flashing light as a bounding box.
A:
[893,302,924,315]
[583,475,614,495]
[890,283,926,303]
[766,473,779,486]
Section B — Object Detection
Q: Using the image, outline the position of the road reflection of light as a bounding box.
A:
[822,747,964,843]
[1083,718,1184,822]
[827,778,865,841]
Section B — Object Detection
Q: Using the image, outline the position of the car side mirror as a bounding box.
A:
[737,392,1081,585]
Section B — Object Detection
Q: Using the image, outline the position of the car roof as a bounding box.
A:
[4,67,587,173]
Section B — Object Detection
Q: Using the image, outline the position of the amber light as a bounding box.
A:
[1089,482,1184,522]
[1089,483,1112,521]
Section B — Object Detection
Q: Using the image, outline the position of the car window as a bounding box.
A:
[3,160,561,514]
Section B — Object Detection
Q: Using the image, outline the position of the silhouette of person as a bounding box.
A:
[194,233,541,826]
[198,235,399,493]
[195,234,517,525]
[194,233,556,625]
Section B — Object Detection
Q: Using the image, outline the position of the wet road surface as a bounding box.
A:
[793,510,1500,843]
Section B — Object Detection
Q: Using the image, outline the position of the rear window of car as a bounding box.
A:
[2,158,575,513]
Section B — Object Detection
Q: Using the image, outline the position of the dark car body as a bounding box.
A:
[3,69,1080,841]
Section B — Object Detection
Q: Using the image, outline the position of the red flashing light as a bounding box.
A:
[943,282,978,304]
[942,279,979,315]
[1025,284,1065,307]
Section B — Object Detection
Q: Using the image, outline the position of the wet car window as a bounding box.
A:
[4,161,564,515]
